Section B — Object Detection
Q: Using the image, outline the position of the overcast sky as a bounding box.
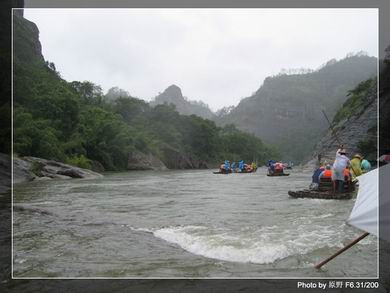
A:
[24,8,378,111]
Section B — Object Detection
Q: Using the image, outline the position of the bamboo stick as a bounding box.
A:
[315,232,369,269]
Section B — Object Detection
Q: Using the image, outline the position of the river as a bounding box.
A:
[13,167,377,278]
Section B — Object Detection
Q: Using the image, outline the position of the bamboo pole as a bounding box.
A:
[315,232,369,269]
[322,110,343,146]
[321,109,359,180]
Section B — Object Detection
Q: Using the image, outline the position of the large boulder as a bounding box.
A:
[160,144,194,169]
[12,156,35,184]
[0,153,12,193]
[159,144,209,169]
[14,156,104,181]
[127,150,167,171]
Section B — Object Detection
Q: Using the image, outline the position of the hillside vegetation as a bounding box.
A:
[13,15,278,170]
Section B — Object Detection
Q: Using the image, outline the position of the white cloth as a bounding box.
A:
[347,167,378,237]
[332,150,350,181]
[379,164,390,241]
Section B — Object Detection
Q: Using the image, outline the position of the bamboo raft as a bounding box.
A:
[288,177,356,199]
[267,173,290,177]
[213,170,254,174]
[288,189,355,200]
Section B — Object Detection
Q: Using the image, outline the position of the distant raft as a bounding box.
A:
[288,189,355,200]
[213,169,254,174]
[237,169,255,174]
[267,173,290,177]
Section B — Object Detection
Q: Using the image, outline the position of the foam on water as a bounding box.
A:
[152,225,290,264]
[128,223,372,265]
[127,226,154,233]
[316,213,333,218]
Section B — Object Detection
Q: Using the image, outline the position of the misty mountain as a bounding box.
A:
[215,106,235,118]
[150,85,216,120]
[216,54,377,162]
[104,87,131,102]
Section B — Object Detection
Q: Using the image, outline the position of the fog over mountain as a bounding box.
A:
[24,8,378,110]
[103,54,377,164]
[22,9,378,163]
[216,54,377,162]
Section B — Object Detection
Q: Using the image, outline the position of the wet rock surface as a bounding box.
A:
[307,86,377,168]
[0,154,11,194]
[127,150,167,171]
[12,156,103,183]
[160,144,209,169]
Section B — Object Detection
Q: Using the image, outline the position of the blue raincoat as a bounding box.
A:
[224,160,230,173]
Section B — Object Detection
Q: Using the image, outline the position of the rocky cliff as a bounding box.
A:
[13,14,43,64]
[306,78,377,169]
[151,85,216,120]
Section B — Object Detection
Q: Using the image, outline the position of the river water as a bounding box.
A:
[13,168,377,278]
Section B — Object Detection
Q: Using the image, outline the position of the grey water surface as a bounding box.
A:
[13,168,377,278]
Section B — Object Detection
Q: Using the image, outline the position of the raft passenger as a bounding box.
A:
[361,158,371,173]
[344,166,353,191]
[231,161,236,173]
[224,160,230,174]
[318,164,332,181]
[332,147,350,193]
[309,166,325,190]
[251,162,257,172]
[238,160,244,172]
[274,162,283,174]
[350,153,363,181]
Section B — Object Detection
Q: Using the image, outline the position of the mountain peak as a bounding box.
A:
[162,84,183,97]
[151,85,215,120]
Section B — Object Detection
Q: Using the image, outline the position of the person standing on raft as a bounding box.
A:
[231,161,236,173]
[251,162,257,172]
[238,160,244,172]
[332,147,350,193]
[350,153,363,181]
[224,160,230,174]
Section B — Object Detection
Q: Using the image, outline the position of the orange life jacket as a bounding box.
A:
[322,169,332,178]
[344,168,351,179]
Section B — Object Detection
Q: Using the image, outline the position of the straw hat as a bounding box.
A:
[354,153,363,159]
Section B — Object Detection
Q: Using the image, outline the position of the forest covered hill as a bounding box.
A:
[216,55,377,162]
[12,14,278,171]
